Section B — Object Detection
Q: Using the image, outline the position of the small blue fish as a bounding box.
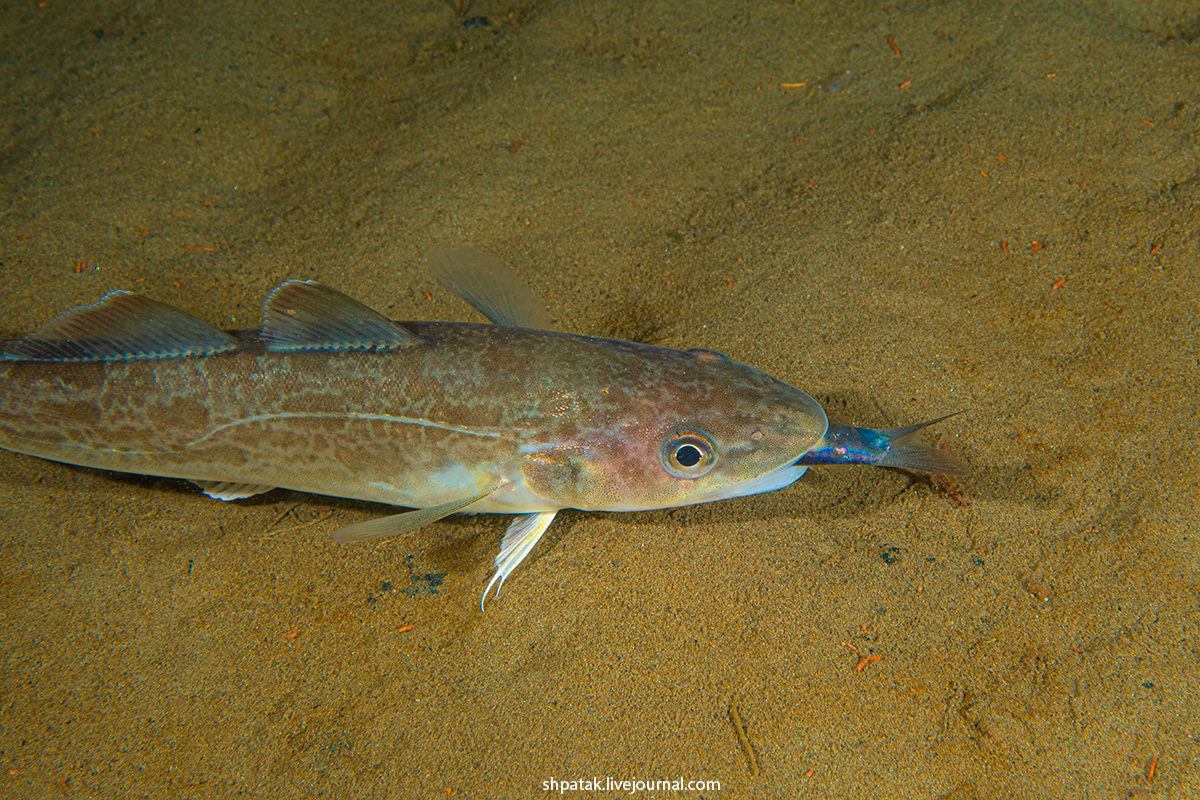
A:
[798,414,963,471]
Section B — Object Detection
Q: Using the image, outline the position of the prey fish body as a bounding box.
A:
[0,247,967,606]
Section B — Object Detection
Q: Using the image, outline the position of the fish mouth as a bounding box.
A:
[696,460,810,504]
[789,450,818,468]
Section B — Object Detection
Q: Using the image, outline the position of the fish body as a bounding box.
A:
[0,247,966,605]
[0,322,825,514]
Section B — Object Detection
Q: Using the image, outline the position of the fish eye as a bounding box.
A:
[661,428,716,479]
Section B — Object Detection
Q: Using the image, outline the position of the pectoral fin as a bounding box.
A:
[332,483,502,544]
[424,246,555,331]
[481,510,557,611]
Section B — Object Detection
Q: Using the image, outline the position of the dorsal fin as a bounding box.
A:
[2,291,238,362]
[424,247,555,330]
[261,280,424,352]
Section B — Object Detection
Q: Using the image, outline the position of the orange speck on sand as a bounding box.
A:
[856,654,882,672]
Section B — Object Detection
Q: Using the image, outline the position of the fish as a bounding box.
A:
[0,247,968,608]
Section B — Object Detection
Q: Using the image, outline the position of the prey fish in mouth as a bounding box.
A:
[0,248,968,608]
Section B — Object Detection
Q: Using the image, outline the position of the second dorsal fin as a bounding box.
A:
[261,280,424,352]
[2,291,238,362]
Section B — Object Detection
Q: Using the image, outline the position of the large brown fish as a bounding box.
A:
[0,248,966,607]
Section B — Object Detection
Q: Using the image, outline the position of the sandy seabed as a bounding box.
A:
[1,1,1197,797]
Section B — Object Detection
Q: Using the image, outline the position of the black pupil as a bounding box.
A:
[674,444,703,467]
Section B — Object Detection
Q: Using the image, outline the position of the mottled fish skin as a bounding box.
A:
[0,323,827,515]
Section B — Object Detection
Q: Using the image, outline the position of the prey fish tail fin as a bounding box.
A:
[799,412,970,476]
[876,417,970,475]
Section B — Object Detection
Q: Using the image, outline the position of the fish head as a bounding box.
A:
[520,346,828,512]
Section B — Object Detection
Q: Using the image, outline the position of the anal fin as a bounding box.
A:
[193,480,276,501]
